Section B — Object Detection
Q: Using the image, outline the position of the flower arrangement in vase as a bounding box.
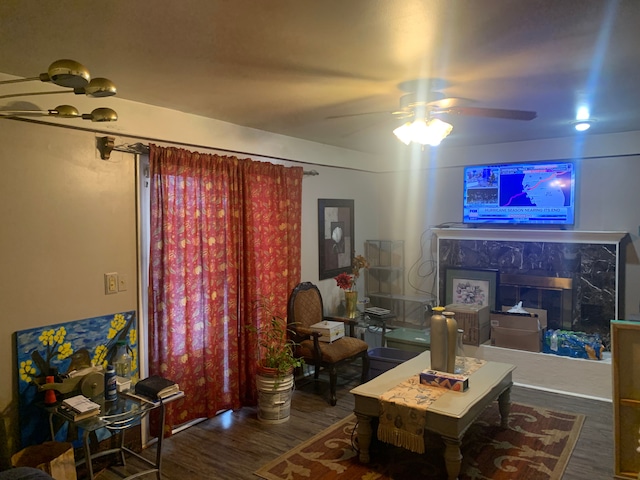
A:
[334,254,369,317]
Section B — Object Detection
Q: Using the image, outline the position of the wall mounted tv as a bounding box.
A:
[463,161,575,226]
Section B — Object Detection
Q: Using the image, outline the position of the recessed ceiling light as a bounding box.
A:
[573,119,595,132]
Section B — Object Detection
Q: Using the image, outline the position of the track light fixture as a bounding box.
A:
[0,59,90,88]
[0,78,117,100]
[0,105,118,122]
[0,59,118,122]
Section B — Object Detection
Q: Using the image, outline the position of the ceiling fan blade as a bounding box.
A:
[434,106,537,121]
[325,110,392,120]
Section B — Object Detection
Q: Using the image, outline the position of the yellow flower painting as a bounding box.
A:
[16,310,139,448]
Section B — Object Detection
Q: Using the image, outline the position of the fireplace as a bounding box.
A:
[499,274,572,330]
[435,228,628,348]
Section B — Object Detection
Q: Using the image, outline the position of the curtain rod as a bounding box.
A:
[107,140,319,175]
[6,117,355,173]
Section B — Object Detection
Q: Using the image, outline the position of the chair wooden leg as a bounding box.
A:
[361,353,370,383]
[329,366,338,406]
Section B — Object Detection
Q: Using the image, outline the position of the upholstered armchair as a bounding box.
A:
[288,282,369,406]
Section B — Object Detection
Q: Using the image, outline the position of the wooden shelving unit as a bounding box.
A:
[611,320,640,479]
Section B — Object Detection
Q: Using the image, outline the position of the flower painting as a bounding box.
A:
[445,268,499,311]
[453,279,488,306]
[15,311,138,447]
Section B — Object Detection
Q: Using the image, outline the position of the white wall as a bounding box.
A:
[0,108,381,465]
[0,121,137,463]
[298,163,379,311]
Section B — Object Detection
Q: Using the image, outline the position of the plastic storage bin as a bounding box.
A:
[367,347,419,380]
[385,327,431,353]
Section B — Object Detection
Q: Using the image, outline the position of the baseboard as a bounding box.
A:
[466,344,612,401]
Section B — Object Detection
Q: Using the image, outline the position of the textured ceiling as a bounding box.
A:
[1,1,639,158]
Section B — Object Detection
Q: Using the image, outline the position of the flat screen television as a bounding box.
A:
[462,161,576,225]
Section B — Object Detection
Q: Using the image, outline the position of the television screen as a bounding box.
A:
[463,161,575,225]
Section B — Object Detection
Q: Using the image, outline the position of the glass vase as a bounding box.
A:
[455,328,467,374]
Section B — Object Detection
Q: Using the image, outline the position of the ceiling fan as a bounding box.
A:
[393,92,536,146]
[390,92,537,121]
[328,84,537,146]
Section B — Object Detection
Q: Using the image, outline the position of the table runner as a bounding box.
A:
[378,358,486,454]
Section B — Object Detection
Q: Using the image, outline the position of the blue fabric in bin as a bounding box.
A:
[367,347,420,380]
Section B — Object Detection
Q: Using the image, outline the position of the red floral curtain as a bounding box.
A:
[148,144,302,434]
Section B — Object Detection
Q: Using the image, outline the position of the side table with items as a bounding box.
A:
[359,309,397,348]
[45,388,183,480]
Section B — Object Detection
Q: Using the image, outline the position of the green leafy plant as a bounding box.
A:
[249,301,304,379]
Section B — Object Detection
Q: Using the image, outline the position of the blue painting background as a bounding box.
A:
[16,311,138,447]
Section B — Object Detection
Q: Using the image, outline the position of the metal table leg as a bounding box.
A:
[83,428,95,480]
[155,402,166,480]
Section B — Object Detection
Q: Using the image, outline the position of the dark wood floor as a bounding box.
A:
[95,364,614,480]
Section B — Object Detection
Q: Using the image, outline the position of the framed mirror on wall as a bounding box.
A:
[318,199,354,280]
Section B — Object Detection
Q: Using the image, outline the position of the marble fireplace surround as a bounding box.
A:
[434,228,628,344]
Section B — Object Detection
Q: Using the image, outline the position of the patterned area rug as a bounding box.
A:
[255,402,584,480]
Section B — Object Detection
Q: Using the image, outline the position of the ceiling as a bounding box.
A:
[1,1,639,158]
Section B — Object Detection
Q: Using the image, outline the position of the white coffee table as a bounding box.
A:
[351,351,515,480]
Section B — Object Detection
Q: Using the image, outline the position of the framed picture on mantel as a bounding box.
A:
[445,267,499,311]
[318,199,354,280]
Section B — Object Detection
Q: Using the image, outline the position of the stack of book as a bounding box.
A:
[134,375,181,401]
[365,307,392,316]
[58,394,101,421]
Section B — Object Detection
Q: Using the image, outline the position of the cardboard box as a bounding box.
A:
[490,311,542,352]
[501,305,547,330]
[12,441,77,480]
[444,303,491,346]
[310,320,345,342]
[419,369,469,392]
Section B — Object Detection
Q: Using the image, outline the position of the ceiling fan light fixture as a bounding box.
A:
[393,118,453,146]
[392,122,414,145]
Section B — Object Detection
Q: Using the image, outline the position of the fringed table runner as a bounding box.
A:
[378,358,487,454]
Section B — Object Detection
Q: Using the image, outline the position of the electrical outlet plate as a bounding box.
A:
[104,272,118,294]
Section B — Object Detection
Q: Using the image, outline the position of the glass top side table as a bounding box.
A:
[46,390,183,480]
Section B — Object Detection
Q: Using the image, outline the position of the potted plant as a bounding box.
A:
[249,302,304,424]
[254,313,304,379]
